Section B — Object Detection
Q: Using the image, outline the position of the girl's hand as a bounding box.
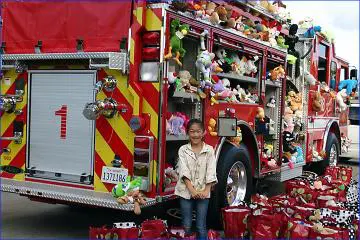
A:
[198,189,210,199]
[190,190,200,199]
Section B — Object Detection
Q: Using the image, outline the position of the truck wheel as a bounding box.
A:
[208,143,253,228]
[308,133,340,175]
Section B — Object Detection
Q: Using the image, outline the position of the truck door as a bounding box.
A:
[27,71,96,184]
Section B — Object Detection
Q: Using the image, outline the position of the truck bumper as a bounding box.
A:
[0,178,157,211]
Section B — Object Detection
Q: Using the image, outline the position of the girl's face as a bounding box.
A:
[188,123,205,145]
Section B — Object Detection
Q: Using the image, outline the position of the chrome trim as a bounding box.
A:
[0,178,156,211]
[322,119,339,152]
[2,52,128,73]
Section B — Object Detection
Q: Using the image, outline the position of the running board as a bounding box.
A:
[265,162,304,182]
[0,178,157,211]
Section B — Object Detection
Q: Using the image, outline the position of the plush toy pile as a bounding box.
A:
[169,0,292,49]
[222,166,359,239]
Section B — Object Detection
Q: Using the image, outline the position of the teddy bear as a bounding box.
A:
[208,118,218,136]
[209,5,236,28]
[336,89,348,112]
[312,92,323,112]
[229,127,242,147]
[289,92,302,112]
[256,107,265,122]
[175,70,192,92]
[169,114,185,136]
[269,65,285,81]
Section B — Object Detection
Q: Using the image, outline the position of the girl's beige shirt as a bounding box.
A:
[175,143,218,199]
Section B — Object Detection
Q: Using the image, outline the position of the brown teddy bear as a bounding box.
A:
[208,118,218,136]
[256,107,265,122]
[290,92,303,112]
[117,190,146,215]
[312,92,323,112]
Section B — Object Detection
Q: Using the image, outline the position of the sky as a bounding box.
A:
[286,0,359,77]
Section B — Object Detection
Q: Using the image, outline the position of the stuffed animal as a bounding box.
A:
[256,107,265,122]
[205,2,216,16]
[338,79,358,95]
[215,48,232,73]
[336,89,348,112]
[295,146,304,163]
[176,70,192,92]
[113,176,145,215]
[287,54,297,65]
[304,25,321,38]
[263,144,273,158]
[269,65,285,81]
[208,118,218,136]
[289,92,302,112]
[196,31,217,85]
[170,0,189,12]
[304,71,317,85]
[267,96,276,108]
[276,35,288,49]
[229,127,242,146]
[320,82,330,93]
[169,115,185,136]
[245,55,259,75]
[164,19,190,66]
[209,5,236,28]
[312,92,323,112]
[283,114,295,134]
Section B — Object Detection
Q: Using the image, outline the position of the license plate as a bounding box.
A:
[101,166,128,184]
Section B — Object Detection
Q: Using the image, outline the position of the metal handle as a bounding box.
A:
[0,132,23,144]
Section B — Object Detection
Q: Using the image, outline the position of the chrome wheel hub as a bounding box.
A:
[329,144,338,166]
[226,161,247,206]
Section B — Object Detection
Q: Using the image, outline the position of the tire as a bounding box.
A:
[207,143,253,228]
[307,133,340,175]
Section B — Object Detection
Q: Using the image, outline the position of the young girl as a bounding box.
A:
[175,119,218,239]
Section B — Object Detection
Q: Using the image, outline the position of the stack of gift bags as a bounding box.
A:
[222,166,359,239]
[89,219,221,240]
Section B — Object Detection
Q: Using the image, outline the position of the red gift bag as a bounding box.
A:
[338,166,352,185]
[90,226,139,240]
[286,219,312,239]
[221,205,251,238]
[207,229,221,240]
[249,213,284,239]
[141,219,167,239]
[325,166,340,179]
[309,225,349,239]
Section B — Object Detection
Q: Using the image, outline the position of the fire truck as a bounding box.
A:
[0,1,351,218]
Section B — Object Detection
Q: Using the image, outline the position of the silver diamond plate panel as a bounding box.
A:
[0,178,156,211]
[2,52,128,73]
[266,163,303,182]
[109,52,128,72]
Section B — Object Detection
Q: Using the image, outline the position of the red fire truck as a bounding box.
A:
[0,1,351,217]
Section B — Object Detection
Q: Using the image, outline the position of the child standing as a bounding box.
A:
[175,119,218,239]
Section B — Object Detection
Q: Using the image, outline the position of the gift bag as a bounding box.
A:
[249,213,284,239]
[286,219,312,239]
[207,229,221,240]
[113,222,139,239]
[222,205,251,238]
[141,219,167,239]
[309,225,349,239]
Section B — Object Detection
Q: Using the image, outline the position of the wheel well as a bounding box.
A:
[216,123,260,178]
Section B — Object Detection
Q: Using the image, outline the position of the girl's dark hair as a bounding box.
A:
[186,118,205,133]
